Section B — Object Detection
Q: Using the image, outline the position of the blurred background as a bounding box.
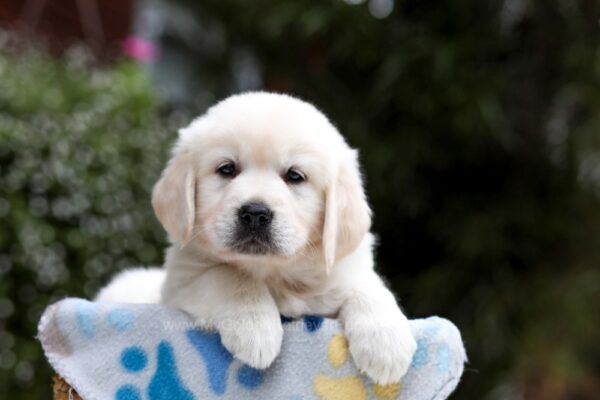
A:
[0,0,599,398]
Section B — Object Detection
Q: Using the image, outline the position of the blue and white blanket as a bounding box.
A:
[38,298,466,400]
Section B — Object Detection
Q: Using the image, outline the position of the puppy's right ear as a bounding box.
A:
[152,153,196,246]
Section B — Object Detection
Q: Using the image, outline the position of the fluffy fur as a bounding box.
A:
[95,92,416,384]
[95,268,164,304]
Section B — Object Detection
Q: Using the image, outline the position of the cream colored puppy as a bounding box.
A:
[97,92,416,384]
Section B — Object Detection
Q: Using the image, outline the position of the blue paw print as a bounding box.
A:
[115,341,194,400]
[120,347,147,373]
[75,302,135,336]
[410,337,451,374]
[237,365,264,389]
[411,338,429,368]
[186,329,265,395]
[185,330,232,395]
[303,316,324,333]
[435,343,451,374]
[108,309,135,331]
[115,384,141,400]
[147,341,194,400]
[72,302,194,400]
[74,302,294,398]
[183,316,326,395]
[112,329,270,399]
[75,302,100,338]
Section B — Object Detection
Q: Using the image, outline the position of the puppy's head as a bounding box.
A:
[152,92,371,270]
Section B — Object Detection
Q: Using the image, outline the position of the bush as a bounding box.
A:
[0,44,182,398]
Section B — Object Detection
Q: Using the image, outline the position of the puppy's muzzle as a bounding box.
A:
[232,202,276,254]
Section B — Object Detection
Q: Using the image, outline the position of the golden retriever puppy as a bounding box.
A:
[96,92,416,384]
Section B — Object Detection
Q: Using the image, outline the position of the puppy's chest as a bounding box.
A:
[268,279,343,318]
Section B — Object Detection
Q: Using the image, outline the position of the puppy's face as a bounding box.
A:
[153,93,371,269]
[192,116,329,261]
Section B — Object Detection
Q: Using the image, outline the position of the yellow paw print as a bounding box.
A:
[313,335,401,400]
[314,375,367,400]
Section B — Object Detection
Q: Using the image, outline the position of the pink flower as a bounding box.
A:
[122,36,159,64]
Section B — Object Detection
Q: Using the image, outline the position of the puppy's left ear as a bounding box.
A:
[323,149,372,271]
[152,152,196,246]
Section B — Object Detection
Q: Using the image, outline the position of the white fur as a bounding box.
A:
[97,92,416,384]
[94,268,165,304]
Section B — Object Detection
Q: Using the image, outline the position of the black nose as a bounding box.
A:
[238,202,273,229]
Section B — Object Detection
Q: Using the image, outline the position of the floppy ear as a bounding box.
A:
[323,150,372,271]
[151,153,196,246]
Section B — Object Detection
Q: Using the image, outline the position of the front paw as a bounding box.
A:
[346,322,417,385]
[218,312,283,369]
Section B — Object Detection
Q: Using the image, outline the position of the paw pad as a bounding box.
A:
[147,341,194,400]
[75,302,99,338]
[327,335,349,369]
[236,365,264,389]
[314,375,367,400]
[315,334,402,400]
[120,347,147,373]
[115,384,141,400]
[373,383,401,400]
[108,309,135,331]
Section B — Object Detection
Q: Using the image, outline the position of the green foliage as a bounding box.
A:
[0,46,183,398]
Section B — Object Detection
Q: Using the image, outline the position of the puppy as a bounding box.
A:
[97,92,416,384]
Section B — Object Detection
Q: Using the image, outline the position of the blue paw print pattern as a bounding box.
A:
[148,341,195,400]
[186,328,267,394]
[186,329,233,395]
[435,343,451,374]
[236,365,264,389]
[115,384,141,400]
[303,316,323,333]
[115,341,194,400]
[410,319,453,376]
[75,302,100,338]
[120,346,147,373]
[76,302,134,337]
[68,301,280,400]
[108,309,135,332]
[411,338,429,368]
[111,328,268,400]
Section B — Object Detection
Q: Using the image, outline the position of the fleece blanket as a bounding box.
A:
[38,298,466,400]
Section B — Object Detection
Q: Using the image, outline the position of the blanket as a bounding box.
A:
[38,298,466,400]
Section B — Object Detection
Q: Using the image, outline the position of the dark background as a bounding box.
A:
[1,0,599,398]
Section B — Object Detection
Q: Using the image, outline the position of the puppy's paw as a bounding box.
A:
[219,312,283,369]
[346,321,416,385]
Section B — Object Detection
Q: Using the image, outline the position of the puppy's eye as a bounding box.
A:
[285,168,305,184]
[217,162,236,178]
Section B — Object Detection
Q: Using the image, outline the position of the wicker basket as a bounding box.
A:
[53,375,82,400]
